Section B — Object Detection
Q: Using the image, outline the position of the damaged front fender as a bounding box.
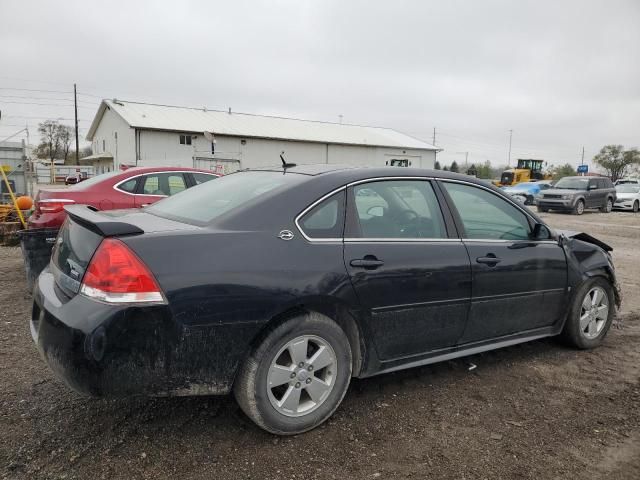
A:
[556,230,621,309]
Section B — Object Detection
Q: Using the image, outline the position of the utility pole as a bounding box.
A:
[74,83,80,165]
[507,129,513,167]
[432,127,436,146]
[456,151,469,165]
[581,146,585,165]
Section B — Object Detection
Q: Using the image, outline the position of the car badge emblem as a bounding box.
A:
[278,230,295,241]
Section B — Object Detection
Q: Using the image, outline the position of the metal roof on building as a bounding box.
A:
[87,100,438,150]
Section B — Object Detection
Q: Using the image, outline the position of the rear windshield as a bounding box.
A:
[69,170,123,190]
[146,171,304,224]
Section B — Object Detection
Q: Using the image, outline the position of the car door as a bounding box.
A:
[586,179,601,208]
[439,180,568,344]
[343,179,471,360]
[134,172,188,207]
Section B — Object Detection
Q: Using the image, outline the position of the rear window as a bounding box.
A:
[146,171,304,224]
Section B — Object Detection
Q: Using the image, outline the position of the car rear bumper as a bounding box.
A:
[31,268,245,397]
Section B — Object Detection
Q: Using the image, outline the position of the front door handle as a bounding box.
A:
[476,254,501,266]
[350,256,384,269]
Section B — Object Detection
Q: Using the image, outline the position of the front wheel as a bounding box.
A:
[633,200,639,213]
[537,206,549,213]
[573,199,585,215]
[234,312,352,435]
[561,277,615,349]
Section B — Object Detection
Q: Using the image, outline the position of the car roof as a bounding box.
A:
[247,163,491,185]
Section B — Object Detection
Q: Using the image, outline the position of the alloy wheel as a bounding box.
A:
[576,201,585,215]
[267,335,337,417]
[579,287,609,339]
[606,199,613,212]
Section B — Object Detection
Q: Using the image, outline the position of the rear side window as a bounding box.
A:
[141,173,187,196]
[117,178,137,193]
[349,180,446,239]
[298,191,345,239]
[442,182,531,240]
[192,173,218,185]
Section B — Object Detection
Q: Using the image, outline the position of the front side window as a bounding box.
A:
[442,182,531,240]
[349,180,446,239]
[298,191,345,239]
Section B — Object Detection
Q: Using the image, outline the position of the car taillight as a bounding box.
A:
[80,238,165,304]
[37,199,76,213]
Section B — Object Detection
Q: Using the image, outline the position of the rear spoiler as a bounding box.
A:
[64,205,144,237]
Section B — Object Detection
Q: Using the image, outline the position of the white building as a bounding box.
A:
[85,100,439,174]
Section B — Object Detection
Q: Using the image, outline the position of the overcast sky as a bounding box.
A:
[1,0,638,169]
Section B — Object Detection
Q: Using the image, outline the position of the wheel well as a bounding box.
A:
[248,302,365,377]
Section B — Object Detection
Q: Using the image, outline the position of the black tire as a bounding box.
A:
[234,311,352,435]
[525,195,534,205]
[600,197,613,213]
[537,206,549,213]
[561,277,615,349]
[633,200,639,213]
[573,199,585,215]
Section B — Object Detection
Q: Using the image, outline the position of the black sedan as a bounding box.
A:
[31,165,620,435]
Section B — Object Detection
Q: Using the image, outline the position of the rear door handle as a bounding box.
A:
[350,257,384,269]
[476,255,501,265]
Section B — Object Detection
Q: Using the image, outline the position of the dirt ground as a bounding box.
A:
[1,211,639,480]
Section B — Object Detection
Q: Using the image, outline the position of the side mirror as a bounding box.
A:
[531,222,549,240]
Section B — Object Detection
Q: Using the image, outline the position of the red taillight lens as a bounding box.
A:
[38,199,75,213]
[80,238,165,304]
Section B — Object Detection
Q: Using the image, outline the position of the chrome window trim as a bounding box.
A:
[294,186,346,242]
[112,170,219,197]
[344,238,461,243]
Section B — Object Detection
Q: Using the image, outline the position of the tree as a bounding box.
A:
[593,145,640,182]
[57,124,73,164]
[476,160,493,179]
[434,160,441,170]
[450,161,459,173]
[35,120,62,163]
[550,163,576,180]
[443,165,449,171]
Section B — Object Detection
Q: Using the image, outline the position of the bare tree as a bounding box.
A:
[35,120,62,163]
[57,124,73,164]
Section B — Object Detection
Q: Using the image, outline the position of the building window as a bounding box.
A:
[179,135,192,145]
[211,142,215,154]
[102,140,106,152]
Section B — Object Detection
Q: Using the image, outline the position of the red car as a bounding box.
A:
[28,167,220,229]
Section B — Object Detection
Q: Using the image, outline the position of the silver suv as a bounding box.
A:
[537,176,616,215]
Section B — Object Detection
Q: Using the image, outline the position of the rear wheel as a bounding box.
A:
[573,199,585,215]
[600,198,613,213]
[561,277,614,349]
[234,312,352,435]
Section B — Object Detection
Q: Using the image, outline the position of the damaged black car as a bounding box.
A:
[30,165,620,434]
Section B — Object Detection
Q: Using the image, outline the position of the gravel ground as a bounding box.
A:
[1,210,639,479]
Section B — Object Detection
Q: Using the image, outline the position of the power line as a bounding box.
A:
[0,87,72,94]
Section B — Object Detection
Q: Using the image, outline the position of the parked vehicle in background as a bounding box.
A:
[614,177,639,186]
[30,165,620,435]
[28,167,220,230]
[613,184,640,212]
[503,180,552,205]
[64,172,88,185]
[537,176,616,215]
[494,159,552,187]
